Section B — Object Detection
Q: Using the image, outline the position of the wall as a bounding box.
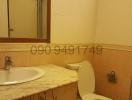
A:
[0,0,8,37]
[0,0,97,43]
[93,45,132,100]
[51,0,97,44]
[94,0,132,100]
[1,0,132,100]
[0,0,97,67]
[95,0,132,45]
[0,44,93,68]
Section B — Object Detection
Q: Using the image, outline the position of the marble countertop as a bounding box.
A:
[0,64,78,100]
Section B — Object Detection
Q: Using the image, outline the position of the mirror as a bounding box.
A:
[0,0,50,43]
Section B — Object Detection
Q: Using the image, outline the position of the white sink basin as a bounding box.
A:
[0,67,45,85]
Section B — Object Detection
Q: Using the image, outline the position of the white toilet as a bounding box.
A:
[67,61,112,100]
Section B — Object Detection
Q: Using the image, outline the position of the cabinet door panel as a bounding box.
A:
[17,83,77,100]
[18,92,46,100]
[53,83,77,100]
[18,96,31,100]
[45,90,54,100]
[39,92,46,100]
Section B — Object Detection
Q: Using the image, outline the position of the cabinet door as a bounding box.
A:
[18,92,46,100]
[45,90,54,100]
[17,83,77,100]
[53,83,77,100]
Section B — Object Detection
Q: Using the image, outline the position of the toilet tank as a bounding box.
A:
[67,61,95,98]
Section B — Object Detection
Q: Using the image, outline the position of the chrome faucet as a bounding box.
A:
[4,56,14,70]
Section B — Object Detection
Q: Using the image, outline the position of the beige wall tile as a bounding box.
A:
[93,49,132,100]
[0,48,93,68]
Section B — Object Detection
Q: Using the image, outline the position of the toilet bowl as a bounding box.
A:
[67,61,112,100]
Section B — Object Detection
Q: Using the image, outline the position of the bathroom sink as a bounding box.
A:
[0,67,45,85]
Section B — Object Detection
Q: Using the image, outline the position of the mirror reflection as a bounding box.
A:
[0,0,50,41]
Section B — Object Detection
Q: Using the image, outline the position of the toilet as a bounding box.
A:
[67,61,112,100]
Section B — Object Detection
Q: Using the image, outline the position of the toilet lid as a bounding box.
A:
[78,61,95,98]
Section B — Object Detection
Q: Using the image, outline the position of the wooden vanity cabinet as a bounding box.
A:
[53,83,77,100]
[17,83,77,100]
[45,90,53,100]
[17,91,47,100]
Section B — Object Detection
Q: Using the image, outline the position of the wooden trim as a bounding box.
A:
[47,0,51,43]
[0,38,49,43]
[1,0,51,43]
[7,0,10,37]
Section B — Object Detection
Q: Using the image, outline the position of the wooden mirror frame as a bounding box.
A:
[0,0,51,43]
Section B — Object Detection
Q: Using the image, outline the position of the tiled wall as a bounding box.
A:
[0,43,132,100]
[0,44,93,68]
[93,44,132,100]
